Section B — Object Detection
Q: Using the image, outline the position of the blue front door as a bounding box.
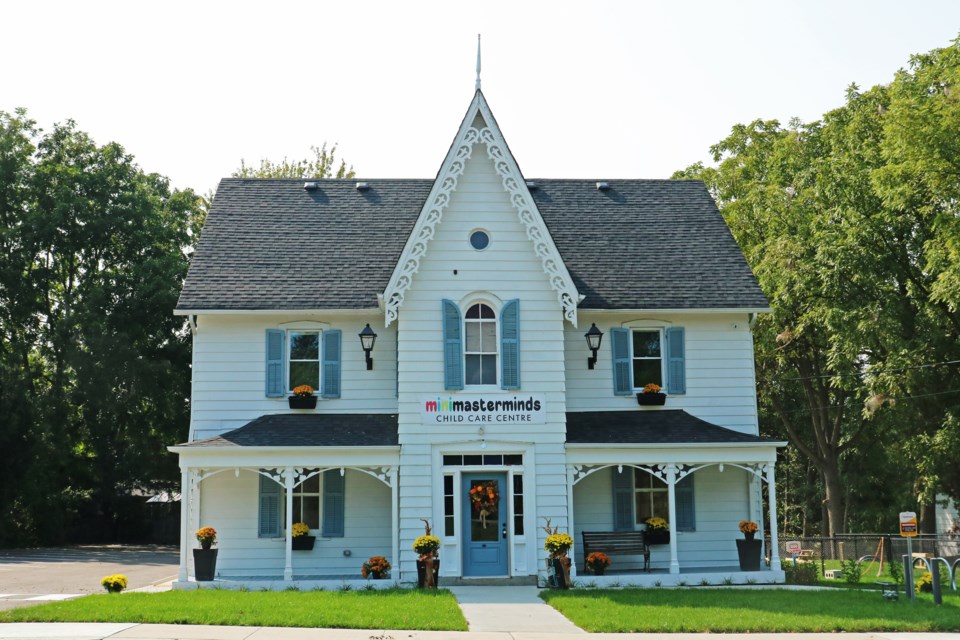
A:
[462,472,508,576]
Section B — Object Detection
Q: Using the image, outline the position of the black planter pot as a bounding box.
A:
[416,556,439,588]
[193,548,217,581]
[292,535,315,550]
[736,538,762,571]
[645,529,670,546]
[288,396,318,409]
[636,392,667,406]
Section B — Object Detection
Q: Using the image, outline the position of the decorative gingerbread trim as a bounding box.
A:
[383,93,579,326]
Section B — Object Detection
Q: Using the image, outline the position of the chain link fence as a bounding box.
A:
[775,534,960,573]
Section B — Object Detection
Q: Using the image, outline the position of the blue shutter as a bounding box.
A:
[665,327,686,394]
[258,474,281,537]
[610,327,632,395]
[321,330,341,398]
[265,329,285,397]
[442,300,464,390]
[322,469,345,538]
[676,474,696,531]
[612,466,635,531]
[500,299,520,390]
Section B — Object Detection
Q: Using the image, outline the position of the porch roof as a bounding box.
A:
[176,413,399,448]
[565,410,781,445]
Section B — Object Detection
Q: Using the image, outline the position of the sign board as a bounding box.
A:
[899,511,918,537]
[784,541,802,555]
[421,394,546,425]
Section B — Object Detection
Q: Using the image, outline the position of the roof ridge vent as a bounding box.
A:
[355,181,370,191]
[596,181,610,191]
[525,180,538,190]
[303,181,318,191]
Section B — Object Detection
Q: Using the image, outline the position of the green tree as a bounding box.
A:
[233,142,355,179]
[0,110,204,545]
[675,38,960,535]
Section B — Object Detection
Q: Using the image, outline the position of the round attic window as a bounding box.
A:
[469,230,490,251]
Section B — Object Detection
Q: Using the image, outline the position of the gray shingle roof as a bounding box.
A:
[176,178,768,311]
[565,410,778,445]
[177,414,399,448]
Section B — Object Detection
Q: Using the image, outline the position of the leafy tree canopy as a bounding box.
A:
[233,142,355,179]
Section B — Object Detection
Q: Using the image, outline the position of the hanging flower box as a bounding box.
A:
[289,385,317,409]
[637,383,666,406]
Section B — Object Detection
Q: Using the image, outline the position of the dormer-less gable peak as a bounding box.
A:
[382,91,581,327]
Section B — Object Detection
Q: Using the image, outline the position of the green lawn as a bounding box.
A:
[541,588,960,633]
[0,588,468,631]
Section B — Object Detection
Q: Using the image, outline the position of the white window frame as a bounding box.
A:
[463,301,499,388]
[630,328,665,392]
[290,472,322,531]
[287,329,321,393]
[633,469,668,526]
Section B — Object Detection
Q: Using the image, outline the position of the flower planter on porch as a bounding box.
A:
[736,538,762,571]
[292,535,315,551]
[547,557,571,589]
[644,529,670,546]
[193,548,217,581]
[416,556,439,588]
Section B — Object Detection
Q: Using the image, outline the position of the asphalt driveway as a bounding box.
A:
[0,545,177,610]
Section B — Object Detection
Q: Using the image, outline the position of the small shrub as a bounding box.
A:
[722,576,734,585]
[699,578,711,586]
[888,557,904,585]
[784,562,819,585]
[841,558,862,585]
[677,579,688,587]
[916,572,934,593]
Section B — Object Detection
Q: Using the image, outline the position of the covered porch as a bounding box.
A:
[564,410,786,584]
[168,413,401,587]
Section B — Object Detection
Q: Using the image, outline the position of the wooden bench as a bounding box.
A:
[582,531,650,572]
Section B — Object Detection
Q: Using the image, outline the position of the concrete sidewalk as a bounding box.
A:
[0,624,958,639]
[450,585,584,633]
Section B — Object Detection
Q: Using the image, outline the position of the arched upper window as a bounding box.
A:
[464,303,497,385]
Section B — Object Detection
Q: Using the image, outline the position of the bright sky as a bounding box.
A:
[4,1,959,196]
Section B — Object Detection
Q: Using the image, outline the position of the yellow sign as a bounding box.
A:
[899,511,918,537]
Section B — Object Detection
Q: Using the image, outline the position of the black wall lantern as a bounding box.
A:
[585,323,603,369]
[359,323,377,370]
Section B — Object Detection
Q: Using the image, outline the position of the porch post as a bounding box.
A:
[766,463,782,571]
[567,466,576,578]
[178,467,190,582]
[390,466,399,582]
[283,468,294,581]
[666,464,679,574]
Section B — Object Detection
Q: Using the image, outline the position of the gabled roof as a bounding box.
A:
[175,414,399,448]
[565,410,781,445]
[176,178,768,313]
[382,90,580,326]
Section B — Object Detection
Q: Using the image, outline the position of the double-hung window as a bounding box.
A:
[631,329,663,389]
[464,303,497,385]
[288,331,320,392]
[612,467,696,532]
[265,327,342,398]
[610,326,685,395]
[292,474,321,530]
[442,298,520,391]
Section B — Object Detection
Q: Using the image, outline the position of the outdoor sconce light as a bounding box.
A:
[358,323,377,370]
[584,323,603,369]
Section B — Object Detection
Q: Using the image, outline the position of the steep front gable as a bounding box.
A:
[382,90,581,327]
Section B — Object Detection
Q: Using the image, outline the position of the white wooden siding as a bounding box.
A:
[395,139,570,577]
[572,465,753,570]
[199,469,392,577]
[189,315,398,441]
[565,313,761,434]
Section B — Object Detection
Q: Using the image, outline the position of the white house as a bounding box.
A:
[169,84,786,588]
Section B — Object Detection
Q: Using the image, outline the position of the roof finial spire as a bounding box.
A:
[475,34,482,91]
